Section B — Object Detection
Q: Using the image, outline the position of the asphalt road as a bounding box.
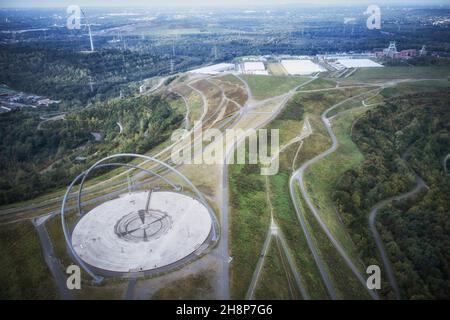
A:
[125,278,137,300]
[32,215,73,300]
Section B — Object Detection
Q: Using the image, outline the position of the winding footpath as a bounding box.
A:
[291,89,382,300]
[289,80,441,299]
[245,220,274,299]
[220,75,317,299]
[367,143,429,299]
[368,175,426,300]
[32,214,73,300]
[289,171,337,299]
[246,171,310,300]
[37,114,66,130]
[443,153,450,176]
[0,78,209,219]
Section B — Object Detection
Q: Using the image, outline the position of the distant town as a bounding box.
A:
[0,85,60,113]
[0,41,428,114]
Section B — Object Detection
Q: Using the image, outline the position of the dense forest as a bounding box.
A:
[333,92,450,299]
[0,42,200,107]
[0,94,183,205]
[2,16,449,111]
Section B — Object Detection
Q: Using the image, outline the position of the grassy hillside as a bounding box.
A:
[0,94,183,205]
[0,221,57,299]
[347,66,450,83]
[241,75,310,100]
[229,161,271,299]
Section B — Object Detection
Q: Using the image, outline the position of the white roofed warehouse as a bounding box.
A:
[281,59,325,75]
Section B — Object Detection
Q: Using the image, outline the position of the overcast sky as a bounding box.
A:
[1,0,449,8]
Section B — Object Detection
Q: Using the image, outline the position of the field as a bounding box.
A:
[299,78,337,91]
[0,221,57,299]
[216,74,244,86]
[227,78,377,300]
[294,184,371,299]
[380,79,450,97]
[264,78,373,299]
[74,280,127,300]
[267,167,329,299]
[303,108,368,265]
[241,75,310,100]
[229,161,271,299]
[151,272,214,300]
[276,120,369,299]
[267,63,288,76]
[276,84,377,298]
[253,239,301,300]
[185,89,204,127]
[345,66,450,83]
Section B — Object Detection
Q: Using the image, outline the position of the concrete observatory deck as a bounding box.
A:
[71,190,212,274]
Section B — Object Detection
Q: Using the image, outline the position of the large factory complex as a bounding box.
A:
[189,54,382,77]
[189,42,427,78]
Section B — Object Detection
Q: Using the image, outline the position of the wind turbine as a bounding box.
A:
[88,75,95,93]
[214,45,218,60]
[81,9,95,53]
[170,36,177,73]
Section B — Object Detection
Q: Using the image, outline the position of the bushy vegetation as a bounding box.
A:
[333,92,450,299]
[241,75,309,100]
[151,272,214,300]
[0,43,200,107]
[0,221,57,299]
[253,240,300,300]
[383,56,450,67]
[0,95,183,205]
[229,161,270,299]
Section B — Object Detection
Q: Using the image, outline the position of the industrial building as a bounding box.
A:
[189,63,235,75]
[242,61,268,75]
[375,42,426,59]
[335,59,383,69]
[281,59,325,75]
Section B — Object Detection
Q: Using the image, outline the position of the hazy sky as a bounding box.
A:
[1,0,449,8]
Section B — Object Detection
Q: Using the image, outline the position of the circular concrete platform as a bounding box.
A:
[71,190,212,273]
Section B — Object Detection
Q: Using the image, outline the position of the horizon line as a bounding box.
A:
[1,3,450,9]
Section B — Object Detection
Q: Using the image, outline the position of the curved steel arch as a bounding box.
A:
[76,162,180,216]
[61,153,219,283]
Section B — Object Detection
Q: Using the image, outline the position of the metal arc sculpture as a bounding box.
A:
[61,153,219,283]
